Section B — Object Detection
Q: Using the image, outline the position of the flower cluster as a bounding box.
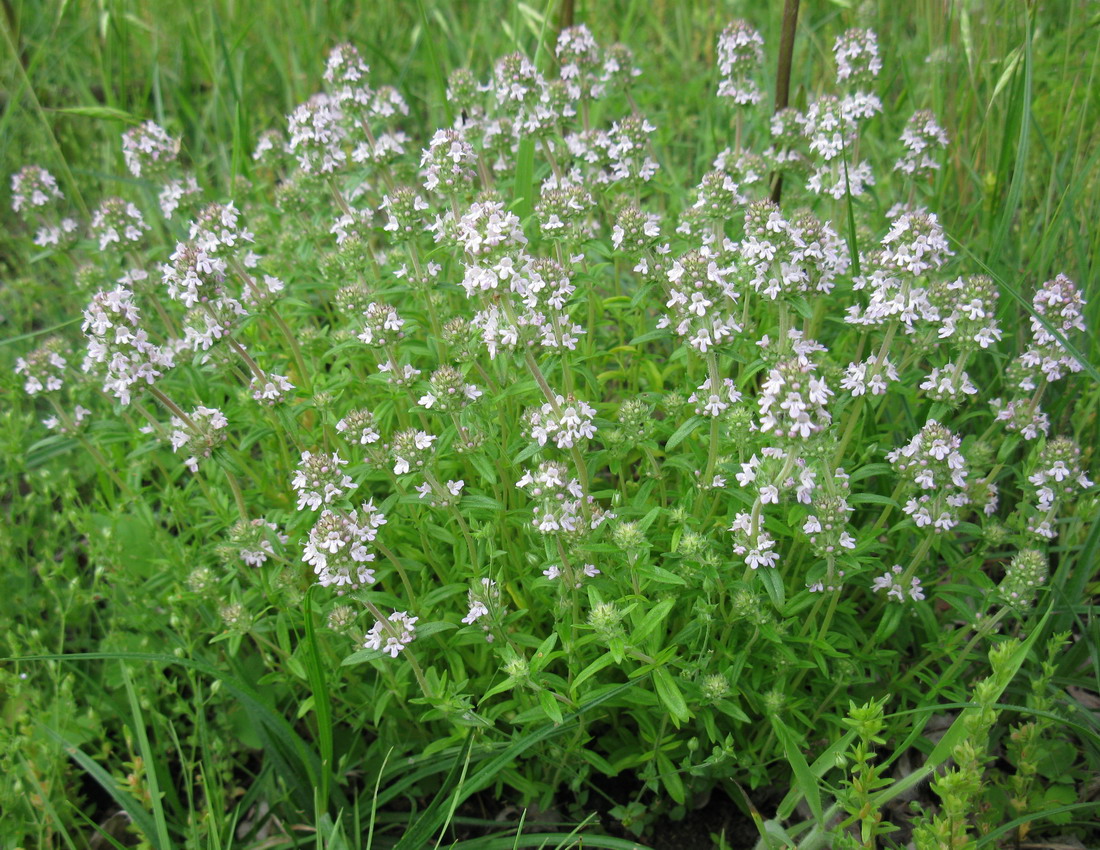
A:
[453,199,529,296]
[1027,437,1092,515]
[690,377,742,418]
[802,475,858,557]
[895,110,949,177]
[89,197,150,251]
[82,285,176,404]
[659,249,741,352]
[222,517,288,567]
[169,406,228,473]
[14,339,67,395]
[122,121,180,178]
[389,429,436,475]
[462,577,503,640]
[729,511,779,570]
[992,275,1087,440]
[518,461,613,538]
[250,373,295,405]
[336,409,381,446]
[717,21,764,105]
[302,501,386,589]
[292,451,355,510]
[418,366,482,412]
[740,201,848,300]
[871,565,925,603]
[997,550,1048,609]
[364,610,418,657]
[758,356,833,440]
[524,395,598,449]
[887,420,970,532]
[162,241,228,307]
[10,164,63,213]
[421,128,478,194]
[799,95,874,198]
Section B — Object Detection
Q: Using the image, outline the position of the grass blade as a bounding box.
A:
[303,585,335,813]
[121,664,172,850]
[39,724,162,846]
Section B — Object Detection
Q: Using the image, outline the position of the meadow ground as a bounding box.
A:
[2,1,1098,848]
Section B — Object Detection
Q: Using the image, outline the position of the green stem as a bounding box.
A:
[700,351,722,491]
[362,599,433,699]
[376,541,418,608]
[148,385,197,430]
[223,467,248,520]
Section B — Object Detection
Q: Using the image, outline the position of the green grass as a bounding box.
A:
[2,1,1099,848]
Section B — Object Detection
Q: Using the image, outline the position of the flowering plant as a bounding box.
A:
[3,8,1097,847]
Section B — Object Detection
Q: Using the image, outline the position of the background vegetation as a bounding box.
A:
[1,1,1098,848]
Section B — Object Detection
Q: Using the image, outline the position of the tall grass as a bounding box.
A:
[1,1,1098,847]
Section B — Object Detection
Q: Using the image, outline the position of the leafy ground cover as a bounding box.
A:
[2,1,1099,848]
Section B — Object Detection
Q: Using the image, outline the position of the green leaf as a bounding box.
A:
[513,136,536,222]
[120,666,171,850]
[637,505,661,533]
[629,599,674,647]
[481,676,519,701]
[665,415,703,450]
[974,802,1100,847]
[341,647,385,666]
[461,494,505,511]
[572,653,616,693]
[657,751,686,804]
[776,729,856,820]
[52,105,140,122]
[770,715,823,825]
[636,564,687,586]
[539,689,564,724]
[758,568,786,612]
[529,632,559,673]
[415,0,453,126]
[418,621,459,640]
[652,667,691,726]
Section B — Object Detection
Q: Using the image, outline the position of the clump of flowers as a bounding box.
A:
[81,286,176,404]
[292,451,355,510]
[11,164,64,213]
[895,110,949,177]
[303,501,386,589]
[717,21,764,105]
[364,610,418,657]
[888,420,970,532]
[89,197,150,251]
[169,406,228,473]
[122,121,181,177]
[871,565,926,603]
[336,409,381,445]
[525,395,597,449]
[997,549,1047,609]
[1024,437,1093,539]
[7,21,1097,839]
[222,518,288,567]
[14,339,67,395]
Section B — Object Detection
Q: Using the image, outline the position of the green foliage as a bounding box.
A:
[2,2,1099,849]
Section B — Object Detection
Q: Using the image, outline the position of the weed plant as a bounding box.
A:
[2,2,1099,848]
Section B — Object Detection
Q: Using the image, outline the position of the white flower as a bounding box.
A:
[364,611,418,657]
[292,451,354,511]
